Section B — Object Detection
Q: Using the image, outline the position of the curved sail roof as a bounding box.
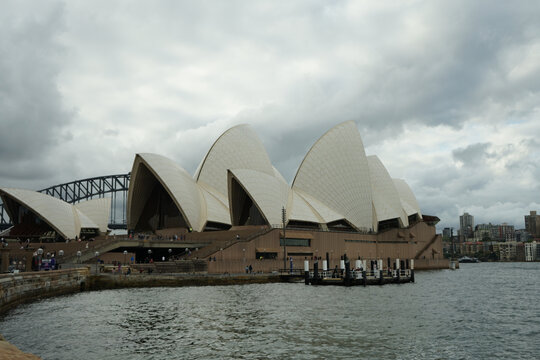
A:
[199,183,231,226]
[228,169,290,225]
[288,190,323,224]
[122,123,422,233]
[75,197,111,232]
[195,125,275,207]
[128,153,206,231]
[367,155,409,230]
[0,188,84,239]
[290,189,344,224]
[393,178,422,218]
[292,121,373,231]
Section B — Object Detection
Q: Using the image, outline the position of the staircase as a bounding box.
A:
[415,234,440,259]
[187,226,276,260]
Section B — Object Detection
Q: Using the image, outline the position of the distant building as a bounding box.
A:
[474,223,493,242]
[514,229,530,243]
[499,242,517,261]
[524,241,536,261]
[516,242,526,261]
[498,223,515,242]
[474,223,516,242]
[442,227,453,241]
[460,212,474,241]
[524,211,540,238]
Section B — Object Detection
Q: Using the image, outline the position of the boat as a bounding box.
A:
[458,256,479,263]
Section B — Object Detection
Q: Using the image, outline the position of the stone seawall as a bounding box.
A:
[87,273,283,290]
[0,268,89,315]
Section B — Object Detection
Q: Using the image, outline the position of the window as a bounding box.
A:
[255,252,277,259]
[280,238,311,247]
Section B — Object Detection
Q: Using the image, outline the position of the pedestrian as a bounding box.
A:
[249,264,253,273]
[245,265,249,274]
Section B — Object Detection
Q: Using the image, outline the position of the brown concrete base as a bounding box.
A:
[413,258,451,270]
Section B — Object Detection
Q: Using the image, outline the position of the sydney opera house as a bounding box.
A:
[0,121,443,272]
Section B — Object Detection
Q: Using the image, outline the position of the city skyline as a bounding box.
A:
[1,1,540,231]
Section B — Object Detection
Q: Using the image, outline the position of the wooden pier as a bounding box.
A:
[280,256,415,286]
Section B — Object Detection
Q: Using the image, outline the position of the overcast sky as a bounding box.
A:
[1,1,539,231]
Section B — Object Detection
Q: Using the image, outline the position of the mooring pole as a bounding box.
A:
[313,258,319,284]
[396,258,401,283]
[282,207,287,272]
[304,258,310,285]
[344,256,351,286]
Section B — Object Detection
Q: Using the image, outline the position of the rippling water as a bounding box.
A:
[1,262,539,359]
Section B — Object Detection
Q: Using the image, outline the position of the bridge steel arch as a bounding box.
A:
[0,173,130,230]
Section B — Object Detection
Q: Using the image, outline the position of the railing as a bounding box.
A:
[280,268,412,279]
[415,234,440,259]
[269,224,373,234]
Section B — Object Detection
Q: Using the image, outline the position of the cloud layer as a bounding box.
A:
[1,0,539,230]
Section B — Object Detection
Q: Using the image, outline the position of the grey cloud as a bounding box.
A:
[2,1,540,233]
[452,143,491,167]
[102,128,119,137]
[0,3,72,172]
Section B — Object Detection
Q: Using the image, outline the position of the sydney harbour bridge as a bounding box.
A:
[0,174,130,231]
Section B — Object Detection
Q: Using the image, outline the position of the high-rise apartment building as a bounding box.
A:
[460,212,474,240]
[524,211,540,238]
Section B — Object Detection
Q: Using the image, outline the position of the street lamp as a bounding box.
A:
[282,207,287,272]
[94,251,99,275]
[123,250,128,265]
[58,250,64,270]
[243,248,246,263]
[76,250,81,264]
[168,248,172,261]
[148,249,152,262]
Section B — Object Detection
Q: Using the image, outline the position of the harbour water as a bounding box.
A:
[1,262,539,359]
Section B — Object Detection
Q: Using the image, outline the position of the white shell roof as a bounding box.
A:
[195,124,275,207]
[123,123,422,233]
[199,183,231,226]
[393,178,422,218]
[367,155,409,230]
[128,153,206,231]
[292,121,373,231]
[75,197,111,232]
[75,208,97,229]
[288,190,322,223]
[228,169,290,225]
[290,189,344,224]
[0,188,84,239]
